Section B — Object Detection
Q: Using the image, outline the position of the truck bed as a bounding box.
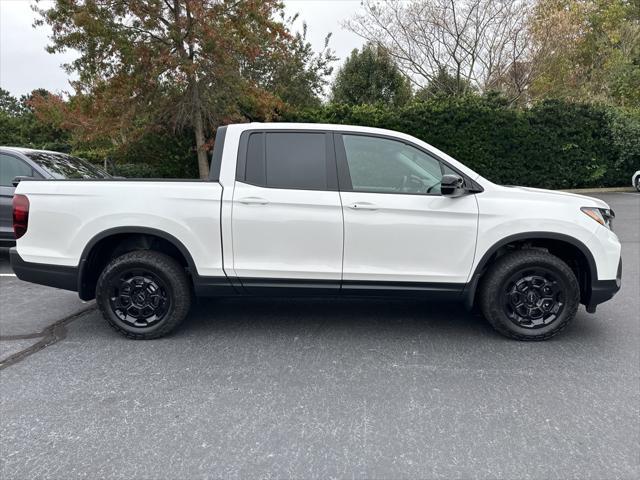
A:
[13,179,225,278]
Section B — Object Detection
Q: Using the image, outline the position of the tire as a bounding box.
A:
[96,250,191,339]
[635,176,640,192]
[479,249,580,341]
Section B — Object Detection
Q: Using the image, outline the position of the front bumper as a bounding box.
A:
[10,247,79,292]
[586,257,622,312]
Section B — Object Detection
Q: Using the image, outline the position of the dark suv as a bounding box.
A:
[0,147,110,246]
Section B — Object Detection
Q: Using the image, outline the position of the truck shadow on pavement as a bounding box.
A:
[172,296,606,345]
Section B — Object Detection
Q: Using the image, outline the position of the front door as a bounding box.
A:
[335,133,479,291]
[231,131,343,293]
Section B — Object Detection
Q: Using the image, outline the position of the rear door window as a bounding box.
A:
[244,132,330,191]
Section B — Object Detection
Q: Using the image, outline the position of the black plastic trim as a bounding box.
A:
[192,276,238,297]
[211,277,464,298]
[208,126,227,182]
[239,277,340,295]
[462,232,601,310]
[0,237,16,247]
[586,258,622,311]
[586,280,620,312]
[10,247,78,292]
[78,226,236,299]
[80,227,198,272]
[341,280,463,299]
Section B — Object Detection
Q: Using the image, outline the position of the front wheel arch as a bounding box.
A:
[463,232,596,310]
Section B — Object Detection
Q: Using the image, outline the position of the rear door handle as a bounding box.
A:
[237,197,269,205]
[348,202,378,211]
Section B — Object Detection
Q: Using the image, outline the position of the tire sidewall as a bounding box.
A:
[484,254,580,339]
[97,257,181,337]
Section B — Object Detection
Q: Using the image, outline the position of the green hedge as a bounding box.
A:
[72,129,199,179]
[283,97,639,189]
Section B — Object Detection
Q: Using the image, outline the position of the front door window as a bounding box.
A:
[342,135,445,194]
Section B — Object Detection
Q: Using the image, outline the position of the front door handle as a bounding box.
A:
[237,197,269,205]
[348,202,378,211]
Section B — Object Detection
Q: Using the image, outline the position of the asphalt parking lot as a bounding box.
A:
[1,192,638,479]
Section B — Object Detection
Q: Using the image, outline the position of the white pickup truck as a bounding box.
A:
[10,123,622,340]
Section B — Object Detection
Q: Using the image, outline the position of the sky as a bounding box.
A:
[0,0,364,98]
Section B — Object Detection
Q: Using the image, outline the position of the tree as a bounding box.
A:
[0,89,23,145]
[345,0,531,97]
[0,88,70,149]
[529,0,640,108]
[248,15,337,109]
[0,88,26,117]
[330,43,412,106]
[35,0,334,178]
[415,67,475,100]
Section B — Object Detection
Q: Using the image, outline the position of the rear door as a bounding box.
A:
[0,153,37,242]
[335,133,479,290]
[231,130,343,293]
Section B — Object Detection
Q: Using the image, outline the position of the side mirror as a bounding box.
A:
[12,176,35,187]
[441,174,465,197]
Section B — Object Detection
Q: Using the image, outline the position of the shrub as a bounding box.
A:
[285,97,639,189]
[72,130,199,178]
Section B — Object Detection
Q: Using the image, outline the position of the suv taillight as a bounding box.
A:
[13,194,29,239]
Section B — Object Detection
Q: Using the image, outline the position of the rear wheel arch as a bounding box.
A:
[78,227,197,300]
[464,232,597,309]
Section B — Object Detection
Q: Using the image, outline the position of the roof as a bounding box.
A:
[225,122,481,181]
[0,146,70,155]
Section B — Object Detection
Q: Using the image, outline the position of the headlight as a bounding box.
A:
[581,207,615,230]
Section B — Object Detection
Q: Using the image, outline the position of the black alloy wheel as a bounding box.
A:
[96,250,191,339]
[108,269,171,328]
[501,268,566,329]
[479,249,580,341]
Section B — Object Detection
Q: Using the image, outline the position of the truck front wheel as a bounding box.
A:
[96,250,191,339]
[479,250,580,341]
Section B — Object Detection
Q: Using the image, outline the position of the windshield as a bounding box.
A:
[24,151,110,179]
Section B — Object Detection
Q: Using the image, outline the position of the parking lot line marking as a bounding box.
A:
[0,273,16,277]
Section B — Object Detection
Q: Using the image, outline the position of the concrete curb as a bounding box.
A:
[559,187,636,194]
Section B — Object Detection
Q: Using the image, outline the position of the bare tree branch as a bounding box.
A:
[345,0,534,97]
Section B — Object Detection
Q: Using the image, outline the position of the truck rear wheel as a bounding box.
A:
[96,250,191,339]
[479,249,580,341]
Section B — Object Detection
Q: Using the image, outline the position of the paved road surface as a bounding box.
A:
[1,193,638,479]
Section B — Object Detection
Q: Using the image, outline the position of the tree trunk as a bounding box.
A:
[194,112,209,179]
[192,84,209,179]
